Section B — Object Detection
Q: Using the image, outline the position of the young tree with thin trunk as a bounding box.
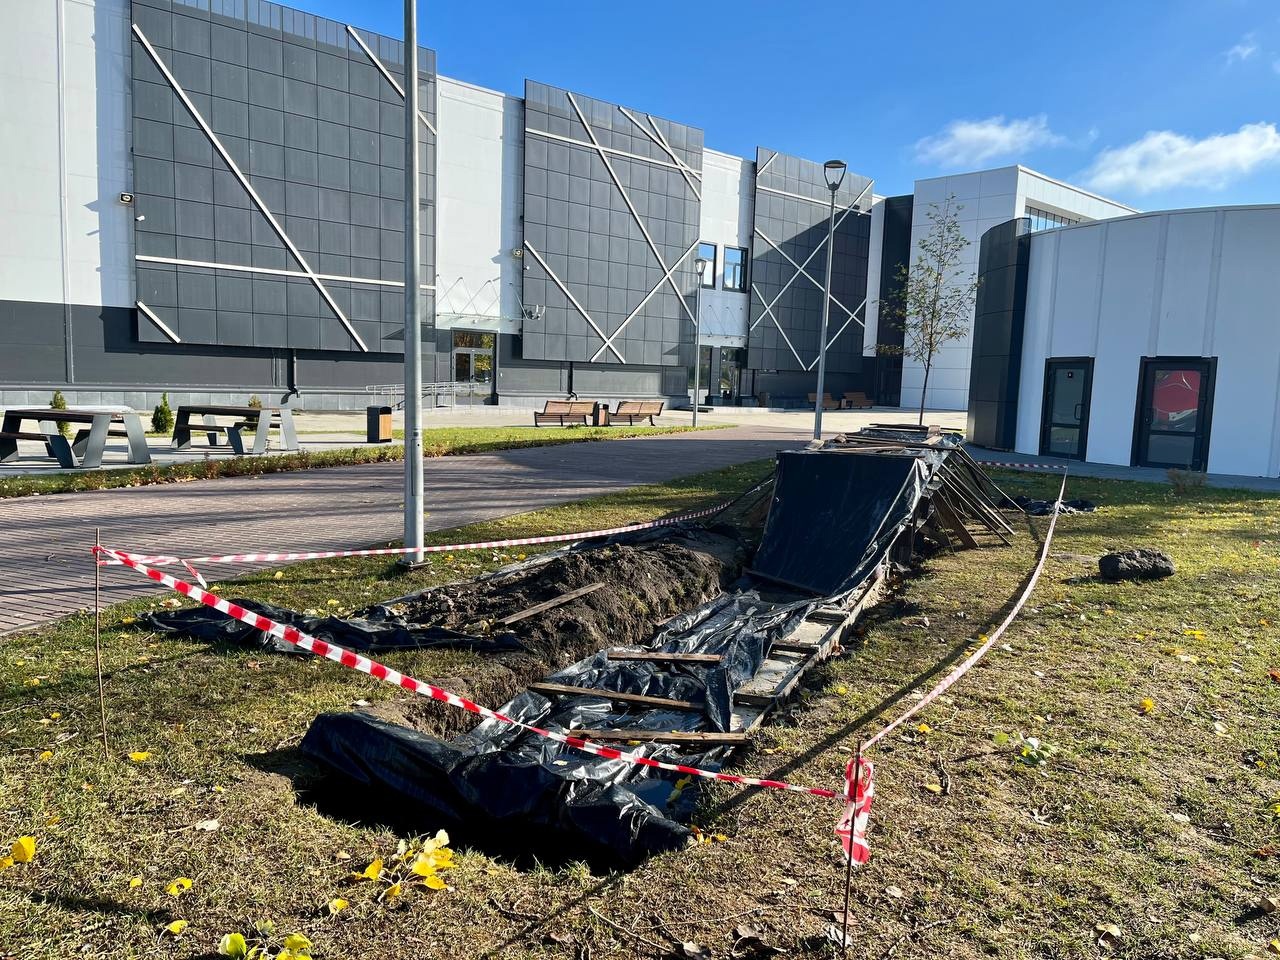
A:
[881,196,979,424]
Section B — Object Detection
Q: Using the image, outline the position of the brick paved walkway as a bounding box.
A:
[0,426,803,636]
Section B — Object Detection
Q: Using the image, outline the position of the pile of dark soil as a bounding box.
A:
[362,528,746,739]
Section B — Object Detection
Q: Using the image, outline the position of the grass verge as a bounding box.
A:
[1,467,1278,959]
[0,424,723,500]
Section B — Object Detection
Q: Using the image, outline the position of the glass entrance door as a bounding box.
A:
[1134,358,1215,470]
[1039,358,1093,460]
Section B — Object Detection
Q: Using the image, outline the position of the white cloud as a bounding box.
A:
[914,115,1066,168]
[1082,122,1280,194]
[1225,33,1258,65]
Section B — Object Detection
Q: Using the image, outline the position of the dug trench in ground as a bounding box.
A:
[347,527,750,741]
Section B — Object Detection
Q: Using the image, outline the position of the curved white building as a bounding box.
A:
[968,204,1280,478]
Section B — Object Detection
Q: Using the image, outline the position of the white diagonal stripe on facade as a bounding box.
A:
[748,284,804,367]
[616,106,701,199]
[132,24,369,352]
[805,297,868,371]
[756,228,860,320]
[136,300,181,343]
[590,240,699,361]
[565,92,696,328]
[524,241,626,363]
[346,25,437,136]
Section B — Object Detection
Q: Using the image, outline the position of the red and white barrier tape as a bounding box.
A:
[103,501,731,572]
[95,544,841,800]
[863,471,1066,749]
[835,756,874,863]
[972,460,1067,471]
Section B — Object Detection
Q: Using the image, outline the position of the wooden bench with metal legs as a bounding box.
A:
[612,400,665,425]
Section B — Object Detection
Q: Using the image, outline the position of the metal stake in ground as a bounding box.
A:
[94,526,109,758]
[840,739,863,957]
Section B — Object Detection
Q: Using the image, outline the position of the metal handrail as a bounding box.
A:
[363,381,490,411]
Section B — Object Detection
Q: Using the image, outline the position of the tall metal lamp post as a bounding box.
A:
[812,158,846,441]
[692,256,707,427]
[401,0,425,564]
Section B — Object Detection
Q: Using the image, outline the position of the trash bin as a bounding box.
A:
[366,405,393,443]
[593,402,610,426]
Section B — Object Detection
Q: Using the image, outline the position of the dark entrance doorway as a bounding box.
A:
[1039,358,1093,460]
[1133,357,1216,471]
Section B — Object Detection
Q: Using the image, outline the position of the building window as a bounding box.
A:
[697,242,717,288]
[723,246,748,291]
[1025,205,1080,232]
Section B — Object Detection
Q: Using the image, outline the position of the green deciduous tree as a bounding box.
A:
[881,196,979,424]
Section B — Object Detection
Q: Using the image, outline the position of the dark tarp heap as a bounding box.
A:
[299,443,985,866]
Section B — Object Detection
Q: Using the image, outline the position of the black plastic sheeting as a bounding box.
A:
[299,447,955,866]
[140,598,526,655]
[301,590,811,866]
[751,449,932,595]
[1014,495,1097,516]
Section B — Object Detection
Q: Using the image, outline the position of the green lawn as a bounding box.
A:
[0,423,724,500]
[2,465,1278,958]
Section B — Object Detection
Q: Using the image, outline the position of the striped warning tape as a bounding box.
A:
[972,460,1068,470]
[863,471,1066,749]
[102,501,732,570]
[95,544,842,800]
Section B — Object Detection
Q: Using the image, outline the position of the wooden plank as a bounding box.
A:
[932,492,979,549]
[496,582,606,625]
[569,729,747,746]
[528,682,702,712]
[606,650,724,664]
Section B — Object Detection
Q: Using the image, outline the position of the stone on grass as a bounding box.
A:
[1098,548,1175,582]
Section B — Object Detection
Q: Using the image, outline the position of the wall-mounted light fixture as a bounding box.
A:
[119,192,134,204]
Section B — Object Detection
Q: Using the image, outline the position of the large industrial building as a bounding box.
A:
[3,0,1278,477]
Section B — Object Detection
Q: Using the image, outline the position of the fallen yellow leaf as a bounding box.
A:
[37,750,53,762]
[283,933,311,952]
[164,920,189,937]
[128,876,143,888]
[165,876,193,897]
[128,751,152,763]
[1139,698,1155,714]
[359,858,383,881]
[11,836,36,863]
[383,881,403,900]
[326,897,349,914]
[923,783,943,795]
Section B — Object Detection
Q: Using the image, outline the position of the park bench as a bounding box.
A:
[808,392,840,410]
[612,400,665,426]
[0,407,150,469]
[533,400,595,426]
[841,391,873,409]
[172,404,298,456]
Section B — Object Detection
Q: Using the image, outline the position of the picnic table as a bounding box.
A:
[172,404,298,456]
[0,406,151,469]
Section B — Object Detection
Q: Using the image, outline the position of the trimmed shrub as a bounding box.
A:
[50,390,71,439]
[152,392,174,434]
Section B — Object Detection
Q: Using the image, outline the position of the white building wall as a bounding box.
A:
[902,165,1133,412]
[0,0,133,310]
[435,77,524,327]
[1015,205,1280,478]
[696,148,753,344]
[862,197,885,360]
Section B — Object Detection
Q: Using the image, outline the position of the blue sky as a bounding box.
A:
[292,0,1277,211]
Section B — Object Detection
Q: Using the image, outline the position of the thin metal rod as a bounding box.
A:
[401,0,425,564]
[94,526,109,758]
[692,279,701,426]
[841,739,863,957]
[814,185,838,440]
